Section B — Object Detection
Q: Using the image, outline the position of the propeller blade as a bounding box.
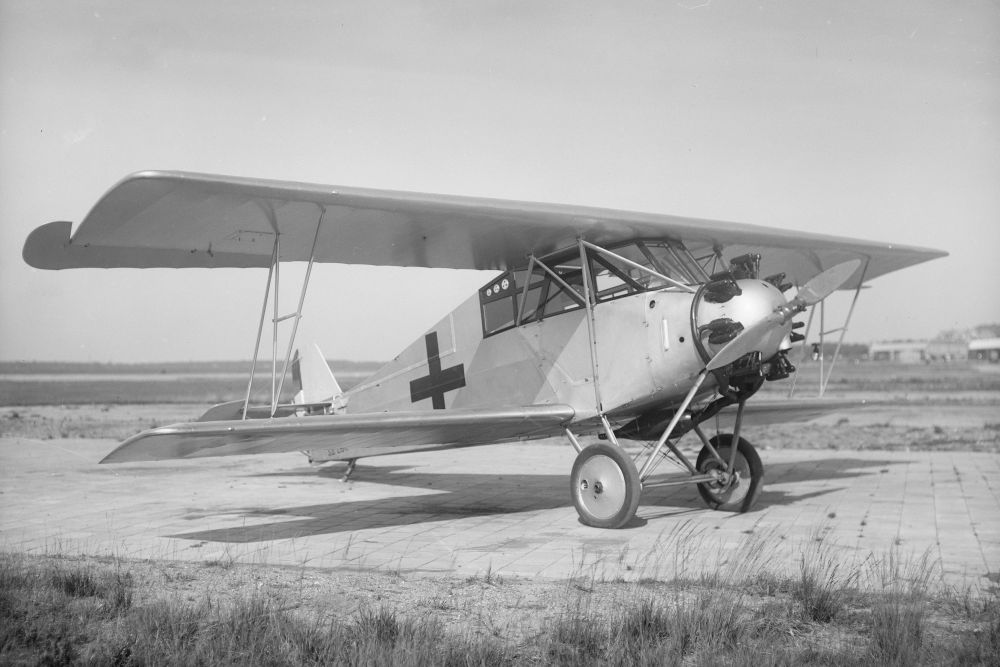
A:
[706,313,782,372]
[703,259,861,373]
[794,259,861,307]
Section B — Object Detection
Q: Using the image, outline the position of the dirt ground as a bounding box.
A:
[1,362,998,649]
[2,392,997,453]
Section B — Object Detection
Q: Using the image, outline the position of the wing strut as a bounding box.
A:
[241,206,326,418]
[577,239,604,415]
[242,238,279,418]
[786,257,871,398]
[819,256,870,396]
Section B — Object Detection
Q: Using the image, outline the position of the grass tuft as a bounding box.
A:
[355,605,403,644]
[795,531,859,622]
[864,548,933,664]
[2,549,997,666]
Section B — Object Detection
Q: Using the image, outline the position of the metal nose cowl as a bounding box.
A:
[691,278,790,364]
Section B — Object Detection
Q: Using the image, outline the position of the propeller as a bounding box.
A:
[639,259,862,481]
[706,259,861,372]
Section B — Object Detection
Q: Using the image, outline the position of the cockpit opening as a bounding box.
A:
[479,239,700,337]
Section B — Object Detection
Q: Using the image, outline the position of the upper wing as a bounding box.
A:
[25,171,945,288]
[100,403,575,463]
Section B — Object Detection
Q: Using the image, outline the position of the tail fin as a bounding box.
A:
[292,343,342,405]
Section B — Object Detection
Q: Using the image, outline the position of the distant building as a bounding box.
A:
[926,339,968,362]
[869,340,928,363]
[968,338,1000,363]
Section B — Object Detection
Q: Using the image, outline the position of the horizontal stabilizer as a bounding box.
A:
[101,404,575,463]
[195,400,330,422]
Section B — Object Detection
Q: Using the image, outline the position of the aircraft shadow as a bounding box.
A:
[169,456,905,543]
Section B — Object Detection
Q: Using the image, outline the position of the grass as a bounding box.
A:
[3,547,997,666]
[796,531,861,622]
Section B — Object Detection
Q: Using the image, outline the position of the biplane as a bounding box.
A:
[23,171,946,528]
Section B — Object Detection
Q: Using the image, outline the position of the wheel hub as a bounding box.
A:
[575,454,627,521]
[706,466,740,489]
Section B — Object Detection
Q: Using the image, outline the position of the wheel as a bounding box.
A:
[696,434,763,513]
[570,443,642,529]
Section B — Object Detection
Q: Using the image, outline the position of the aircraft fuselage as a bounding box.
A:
[344,276,792,432]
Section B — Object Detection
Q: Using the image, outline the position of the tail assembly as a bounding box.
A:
[292,343,346,414]
[292,343,352,470]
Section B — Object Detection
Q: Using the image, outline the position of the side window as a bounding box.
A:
[480,261,587,336]
[588,244,668,302]
[479,272,519,336]
[520,260,585,325]
[588,241,694,302]
[590,252,647,301]
[479,240,695,337]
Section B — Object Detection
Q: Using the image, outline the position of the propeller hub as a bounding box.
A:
[692,278,791,365]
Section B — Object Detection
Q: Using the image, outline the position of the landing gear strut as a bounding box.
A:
[340,458,357,482]
[695,434,763,512]
[566,394,765,528]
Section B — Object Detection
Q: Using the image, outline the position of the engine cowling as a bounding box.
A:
[691,278,793,366]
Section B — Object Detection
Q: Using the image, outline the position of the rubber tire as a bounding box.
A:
[696,434,763,513]
[570,443,642,529]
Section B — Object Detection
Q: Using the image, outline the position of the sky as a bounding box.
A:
[1,0,998,362]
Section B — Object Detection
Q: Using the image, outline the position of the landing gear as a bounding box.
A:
[570,443,642,529]
[696,434,762,512]
[340,458,357,482]
[565,381,766,527]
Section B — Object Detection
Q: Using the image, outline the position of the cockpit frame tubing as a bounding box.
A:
[676,245,712,282]
[514,256,537,326]
[662,244,698,283]
[579,240,696,293]
[532,256,588,308]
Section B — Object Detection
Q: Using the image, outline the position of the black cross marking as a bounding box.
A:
[409,332,466,409]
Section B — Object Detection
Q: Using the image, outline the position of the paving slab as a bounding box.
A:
[1,436,997,588]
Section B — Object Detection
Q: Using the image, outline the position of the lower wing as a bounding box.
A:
[100,404,575,463]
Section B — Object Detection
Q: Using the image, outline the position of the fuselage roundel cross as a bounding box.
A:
[409,332,467,409]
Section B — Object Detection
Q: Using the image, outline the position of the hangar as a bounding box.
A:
[968,338,1000,363]
[869,340,928,363]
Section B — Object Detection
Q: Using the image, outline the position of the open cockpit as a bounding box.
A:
[479,238,708,337]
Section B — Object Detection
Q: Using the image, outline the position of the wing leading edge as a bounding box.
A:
[24,171,946,289]
[100,404,576,463]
